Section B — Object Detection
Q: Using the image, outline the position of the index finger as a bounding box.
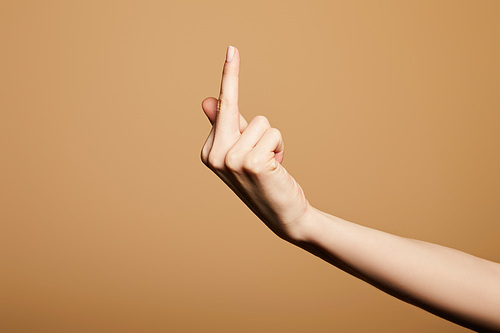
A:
[215,45,240,139]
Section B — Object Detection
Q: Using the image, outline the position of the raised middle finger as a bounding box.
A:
[214,45,241,144]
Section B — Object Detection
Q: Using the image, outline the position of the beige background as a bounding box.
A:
[1,1,499,332]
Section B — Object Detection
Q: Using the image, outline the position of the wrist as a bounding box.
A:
[283,204,324,245]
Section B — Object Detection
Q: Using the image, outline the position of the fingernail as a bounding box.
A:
[226,45,235,62]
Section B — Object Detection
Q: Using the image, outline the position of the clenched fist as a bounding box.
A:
[200,46,312,242]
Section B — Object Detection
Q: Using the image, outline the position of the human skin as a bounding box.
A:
[200,45,500,332]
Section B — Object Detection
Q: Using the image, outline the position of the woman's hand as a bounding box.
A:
[200,46,312,242]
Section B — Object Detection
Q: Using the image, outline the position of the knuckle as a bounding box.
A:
[218,96,229,105]
[217,97,234,113]
[252,115,270,128]
[269,127,281,138]
[200,149,209,166]
[242,154,263,174]
[223,65,239,78]
[207,153,225,171]
[224,150,243,171]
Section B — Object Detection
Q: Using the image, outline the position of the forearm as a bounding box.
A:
[290,206,500,332]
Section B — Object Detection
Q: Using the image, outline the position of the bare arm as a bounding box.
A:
[200,46,500,332]
[290,207,500,332]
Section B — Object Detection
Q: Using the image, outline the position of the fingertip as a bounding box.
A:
[234,46,240,64]
[225,45,240,65]
[226,45,235,62]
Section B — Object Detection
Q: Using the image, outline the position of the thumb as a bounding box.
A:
[201,97,218,124]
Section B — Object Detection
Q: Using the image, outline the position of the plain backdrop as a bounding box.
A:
[1,1,499,332]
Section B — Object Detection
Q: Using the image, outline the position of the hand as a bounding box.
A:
[200,46,312,241]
